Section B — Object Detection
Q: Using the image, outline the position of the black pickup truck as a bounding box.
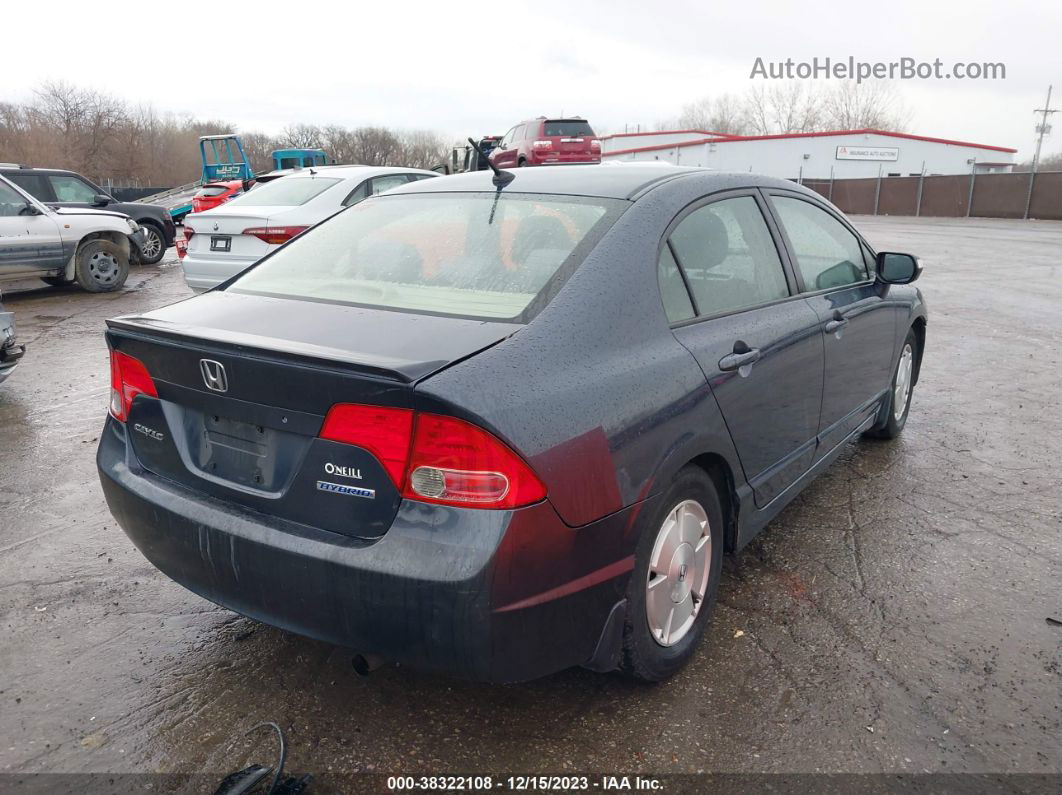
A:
[0,166,176,265]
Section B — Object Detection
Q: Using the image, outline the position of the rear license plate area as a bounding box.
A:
[196,413,283,490]
[210,235,231,252]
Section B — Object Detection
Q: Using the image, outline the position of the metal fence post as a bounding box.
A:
[966,161,976,217]
[798,164,803,185]
[828,166,834,202]
[873,165,883,215]
[1023,170,1037,220]
[915,161,925,217]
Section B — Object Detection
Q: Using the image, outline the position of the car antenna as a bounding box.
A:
[468,138,514,187]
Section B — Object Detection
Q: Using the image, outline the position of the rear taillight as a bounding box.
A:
[532,139,553,150]
[590,139,601,151]
[183,225,195,240]
[318,404,546,510]
[242,226,308,245]
[320,404,414,489]
[109,350,157,422]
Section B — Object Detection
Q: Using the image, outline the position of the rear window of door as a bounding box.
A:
[665,196,790,318]
[771,196,869,291]
[369,175,410,196]
[5,173,54,202]
[48,175,99,202]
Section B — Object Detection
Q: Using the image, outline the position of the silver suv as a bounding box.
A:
[0,173,145,292]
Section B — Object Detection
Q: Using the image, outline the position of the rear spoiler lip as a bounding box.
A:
[105,315,444,383]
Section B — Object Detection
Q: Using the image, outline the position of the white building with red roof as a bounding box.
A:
[600,128,1017,179]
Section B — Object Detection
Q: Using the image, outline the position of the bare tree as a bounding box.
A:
[664,80,911,137]
[677,93,750,135]
[745,82,825,135]
[279,123,324,149]
[822,81,910,130]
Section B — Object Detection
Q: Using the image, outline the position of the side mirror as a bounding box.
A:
[92,194,112,207]
[18,203,41,216]
[876,252,921,285]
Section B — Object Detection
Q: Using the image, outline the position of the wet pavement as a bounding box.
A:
[0,217,1060,790]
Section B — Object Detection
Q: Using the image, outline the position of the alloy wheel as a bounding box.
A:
[140,227,162,260]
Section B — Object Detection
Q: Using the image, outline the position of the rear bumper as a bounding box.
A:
[529,154,601,166]
[181,252,261,292]
[97,418,640,682]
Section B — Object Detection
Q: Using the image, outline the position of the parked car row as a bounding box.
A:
[0,172,146,292]
[1,165,177,265]
[181,165,436,291]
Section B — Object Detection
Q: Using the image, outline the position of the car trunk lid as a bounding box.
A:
[108,291,519,538]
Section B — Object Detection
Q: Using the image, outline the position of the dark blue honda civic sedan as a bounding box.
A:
[97,164,927,682]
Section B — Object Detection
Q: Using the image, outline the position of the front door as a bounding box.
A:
[663,192,825,507]
[766,192,898,453]
[0,181,63,275]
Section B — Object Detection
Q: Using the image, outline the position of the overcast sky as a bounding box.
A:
[4,0,1058,159]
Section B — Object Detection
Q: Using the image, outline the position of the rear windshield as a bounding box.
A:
[543,120,595,137]
[227,192,626,321]
[225,176,339,207]
[196,185,231,197]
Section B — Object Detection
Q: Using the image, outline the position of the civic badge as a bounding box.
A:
[199,359,228,393]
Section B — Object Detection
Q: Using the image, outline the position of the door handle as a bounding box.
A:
[719,347,761,371]
[824,309,849,334]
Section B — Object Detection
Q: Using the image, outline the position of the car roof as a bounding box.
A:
[273,164,435,180]
[0,166,81,177]
[383,164,800,201]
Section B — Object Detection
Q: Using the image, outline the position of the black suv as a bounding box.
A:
[0,166,176,264]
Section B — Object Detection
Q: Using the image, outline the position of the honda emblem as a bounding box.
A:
[199,359,228,393]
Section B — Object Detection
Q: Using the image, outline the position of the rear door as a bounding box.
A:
[664,191,825,507]
[764,191,897,454]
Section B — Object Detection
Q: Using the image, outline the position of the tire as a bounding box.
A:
[73,240,129,293]
[621,466,724,682]
[136,222,166,265]
[865,328,918,440]
[41,275,75,287]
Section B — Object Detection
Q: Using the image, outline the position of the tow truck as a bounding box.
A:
[139,139,332,224]
[432,136,501,174]
[137,134,254,224]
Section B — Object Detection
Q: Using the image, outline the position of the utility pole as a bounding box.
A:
[1031,85,1056,174]
[1025,86,1056,220]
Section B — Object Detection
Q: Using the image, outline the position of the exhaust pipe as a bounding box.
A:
[351,653,385,676]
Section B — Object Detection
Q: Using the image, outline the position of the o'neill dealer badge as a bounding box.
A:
[317,480,376,499]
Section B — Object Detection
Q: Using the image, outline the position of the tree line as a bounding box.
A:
[0,82,451,187]
[656,81,913,136]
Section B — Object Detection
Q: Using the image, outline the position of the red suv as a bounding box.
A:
[490,117,601,167]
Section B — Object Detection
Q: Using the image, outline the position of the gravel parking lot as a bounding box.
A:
[1,216,1059,790]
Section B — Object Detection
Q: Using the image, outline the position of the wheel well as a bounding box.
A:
[911,317,926,385]
[80,231,129,253]
[688,453,739,554]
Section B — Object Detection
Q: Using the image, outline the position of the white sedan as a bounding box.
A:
[181,165,437,292]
